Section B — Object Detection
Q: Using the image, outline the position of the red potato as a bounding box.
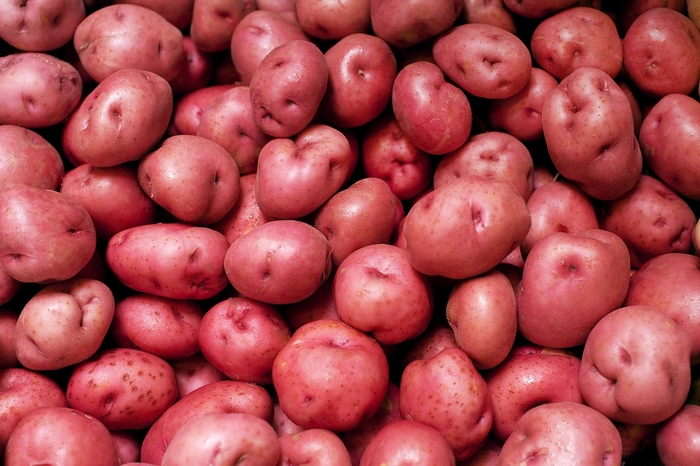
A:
[106,223,230,300]
[279,428,352,466]
[140,380,273,464]
[433,131,534,201]
[0,53,82,128]
[167,35,215,96]
[400,347,493,460]
[432,23,531,99]
[446,269,517,370]
[313,177,398,267]
[487,67,559,142]
[170,352,228,399]
[0,307,18,367]
[0,0,85,52]
[296,0,371,39]
[0,271,21,308]
[498,402,622,466]
[392,60,472,155]
[282,277,341,332]
[249,40,329,138]
[138,135,241,225]
[60,164,158,241]
[530,7,623,80]
[272,319,390,432]
[656,404,700,466]
[198,296,291,384]
[579,305,693,425]
[112,0,195,30]
[370,0,463,48]
[14,278,114,371]
[161,412,281,466]
[402,174,531,280]
[230,9,311,86]
[224,220,332,305]
[361,114,433,201]
[258,0,296,11]
[0,368,68,456]
[617,0,687,35]
[400,323,458,370]
[73,4,184,82]
[0,125,64,190]
[66,347,177,430]
[321,33,397,128]
[456,435,502,466]
[541,66,642,200]
[189,0,255,52]
[273,396,307,437]
[211,173,273,244]
[462,0,516,33]
[622,7,700,99]
[168,84,236,136]
[197,85,272,175]
[110,293,204,360]
[111,429,140,465]
[62,68,173,168]
[0,183,96,284]
[333,244,433,345]
[255,124,354,219]
[501,0,578,18]
[4,406,120,466]
[359,420,456,466]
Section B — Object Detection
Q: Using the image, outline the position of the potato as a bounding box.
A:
[169,35,215,96]
[370,0,463,48]
[170,352,227,399]
[0,53,82,128]
[66,347,178,430]
[62,68,173,167]
[211,173,273,244]
[113,0,195,30]
[74,4,184,82]
[0,183,96,284]
[105,223,230,300]
[0,0,85,52]
[501,0,578,18]
[168,83,236,136]
[359,420,455,466]
[190,0,256,53]
[296,0,371,40]
[0,125,64,191]
[0,307,18,367]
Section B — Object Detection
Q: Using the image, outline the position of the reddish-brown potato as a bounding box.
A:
[0,125,64,190]
[0,307,18,367]
[501,0,578,18]
[169,35,215,96]
[296,0,371,40]
[211,173,273,244]
[370,0,463,48]
[190,0,255,52]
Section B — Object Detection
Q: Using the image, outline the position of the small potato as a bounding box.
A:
[169,84,236,136]
[14,278,114,371]
[106,223,230,300]
[66,347,178,430]
[74,4,184,82]
[169,35,215,96]
[113,0,195,30]
[0,307,18,367]
[0,125,64,190]
[501,0,578,18]
[0,0,86,52]
[279,429,352,466]
[62,68,173,167]
[190,0,256,53]
[296,0,371,40]
[370,0,463,48]
[360,420,455,466]
[0,53,82,128]
[170,352,228,399]
[138,135,241,225]
[211,173,273,244]
[0,270,21,307]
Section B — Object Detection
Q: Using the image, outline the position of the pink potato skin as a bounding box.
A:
[0,125,64,191]
[110,429,140,464]
[0,0,85,52]
[656,404,700,466]
[370,0,463,48]
[296,0,371,40]
[321,33,397,128]
[433,131,534,201]
[498,402,622,466]
[462,0,516,33]
[400,347,492,460]
[0,183,96,284]
[639,93,700,200]
[211,173,273,244]
[282,277,341,332]
[73,4,184,82]
[255,124,354,219]
[168,35,215,96]
[170,352,228,399]
[62,68,173,168]
[272,319,390,432]
[14,278,115,371]
[432,23,531,99]
[0,307,18,367]
[516,229,631,348]
[224,220,332,305]
[66,347,178,430]
[359,420,455,466]
[501,0,578,18]
[333,244,433,345]
[198,296,291,384]
[169,84,236,136]
[110,294,203,360]
[4,406,120,466]
[579,305,693,425]
[0,53,82,128]
[400,323,458,371]
[106,223,230,300]
[487,67,559,142]
[530,6,623,80]
[0,368,68,455]
[279,428,352,466]
[60,164,158,241]
[161,412,281,466]
[138,135,241,225]
[599,174,695,269]
[140,380,273,465]
[392,60,472,156]
[189,0,256,53]
[542,66,642,200]
[622,7,700,99]
[112,0,195,30]
[484,345,583,442]
[249,40,329,138]
[402,174,531,280]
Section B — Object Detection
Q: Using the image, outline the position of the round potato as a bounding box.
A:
[169,84,236,136]
[296,0,371,40]
[370,0,463,48]
[0,0,85,52]
[112,0,195,30]
[0,125,64,191]
[190,0,255,53]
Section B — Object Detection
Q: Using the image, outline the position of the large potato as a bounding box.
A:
[62,68,173,167]
[0,125,64,190]
[0,53,82,128]
[74,4,184,82]
[0,0,85,51]
[106,223,230,300]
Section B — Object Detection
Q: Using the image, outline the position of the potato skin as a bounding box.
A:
[0,125,64,191]
[0,0,86,52]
